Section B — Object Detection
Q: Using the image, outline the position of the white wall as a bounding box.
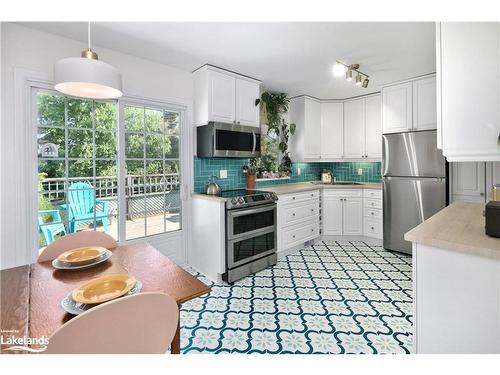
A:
[1,23,194,269]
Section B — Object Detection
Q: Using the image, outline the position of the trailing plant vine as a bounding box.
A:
[255,92,296,176]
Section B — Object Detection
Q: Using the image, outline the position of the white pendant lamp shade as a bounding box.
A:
[54,56,123,99]
[54,22,122,99]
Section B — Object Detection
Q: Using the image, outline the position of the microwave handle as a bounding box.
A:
[252,131,256,153]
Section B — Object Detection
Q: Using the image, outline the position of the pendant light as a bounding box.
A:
[54,22,122,99]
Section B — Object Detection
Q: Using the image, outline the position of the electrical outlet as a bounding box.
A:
[357,168,363,176]
[219,169,227,179]
[297,167,301,175]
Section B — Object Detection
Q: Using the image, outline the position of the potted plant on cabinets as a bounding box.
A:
[255,92,296,176]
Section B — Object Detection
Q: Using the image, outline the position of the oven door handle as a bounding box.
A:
[228,204,276,218]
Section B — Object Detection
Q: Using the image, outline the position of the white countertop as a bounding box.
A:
[262,182,382,195]
[191,181,382,201]
[405,202,500,258]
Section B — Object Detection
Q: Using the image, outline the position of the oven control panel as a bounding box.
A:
[226,192,277,210]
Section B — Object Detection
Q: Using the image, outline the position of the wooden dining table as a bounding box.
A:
[0,243,210,354]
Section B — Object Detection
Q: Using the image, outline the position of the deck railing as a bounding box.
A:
[40,174,180,202]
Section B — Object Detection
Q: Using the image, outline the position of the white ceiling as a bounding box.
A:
[20,22,436,98]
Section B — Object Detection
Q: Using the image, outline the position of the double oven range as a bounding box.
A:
[221,189,278,283]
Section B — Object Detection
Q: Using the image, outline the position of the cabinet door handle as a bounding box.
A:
[292,197,296,200]
[371,226,375,230]
[292,213,296,216]
[371,212,374,215]
[311,228,314,232]
[292,235,296,239]
[311,208,314,212]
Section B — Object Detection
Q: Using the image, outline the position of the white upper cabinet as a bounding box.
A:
[382,82,413,133]
[344,99,365,158]
[413,76,437,131]
[289,96,322,160]
[209,70,236,123]
[365,95,382,158]
[438,22,500,161]
[321,102,344,159]
[382,75,437,135]
[290,95,382,161]
[194,65,261,127]
[236,78,260,126]
[304,99,322,159]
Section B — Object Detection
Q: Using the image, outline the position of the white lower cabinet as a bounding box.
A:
[451,162,486,203]
[277,190,320,253]
[322,189,363,236]
[277,188,383,251]
[363,189,383,239]
[322,198,343,235]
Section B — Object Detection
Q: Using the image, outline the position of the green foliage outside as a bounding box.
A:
[37,93,180,180]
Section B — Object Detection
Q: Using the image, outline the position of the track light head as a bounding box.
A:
[362,78,369,88]
[345,69,353,81]
[356,74,363,86]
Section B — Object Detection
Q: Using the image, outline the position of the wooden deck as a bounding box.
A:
[104,212,181,240]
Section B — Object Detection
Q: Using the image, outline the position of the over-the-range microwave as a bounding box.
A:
[196,122,261,158]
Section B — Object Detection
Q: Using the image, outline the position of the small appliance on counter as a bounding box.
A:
[205,175,221,195]
[492,184,500,201]
[485,200,500,238]
[321,169,334,184]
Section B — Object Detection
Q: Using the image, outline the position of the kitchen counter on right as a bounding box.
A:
[405,201,500,258]
[406,201,500,354]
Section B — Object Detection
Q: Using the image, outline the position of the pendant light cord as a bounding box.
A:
[88,21,91,51]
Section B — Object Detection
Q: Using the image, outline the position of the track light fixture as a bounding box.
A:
[333,60,370,88]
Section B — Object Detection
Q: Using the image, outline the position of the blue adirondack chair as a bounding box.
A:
[62,182,110,233]
[38,209,66,245]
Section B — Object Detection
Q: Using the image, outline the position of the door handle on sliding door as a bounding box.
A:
[252,132,256,153]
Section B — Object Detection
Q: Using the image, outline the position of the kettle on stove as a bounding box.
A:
[206,175,221,195]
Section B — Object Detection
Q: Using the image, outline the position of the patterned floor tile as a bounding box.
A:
[181,240,413,354]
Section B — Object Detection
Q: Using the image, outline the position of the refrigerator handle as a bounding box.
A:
[382,135,389,176]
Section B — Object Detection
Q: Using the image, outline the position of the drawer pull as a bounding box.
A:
[293,197,296,200]
[371,212,374,215]
[311,228,314,232]
[292,235,296,238]
[292,213,296,216]
[371,202,375,206]
[311,208,314,212]
[371,226,375,230]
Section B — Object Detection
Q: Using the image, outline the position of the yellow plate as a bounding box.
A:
[72,274,136,304]
[57,246,107,266]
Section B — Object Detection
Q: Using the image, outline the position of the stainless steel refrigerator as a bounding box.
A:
[382,130,447,255]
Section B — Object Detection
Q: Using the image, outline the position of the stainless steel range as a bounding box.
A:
[221,189,278,283]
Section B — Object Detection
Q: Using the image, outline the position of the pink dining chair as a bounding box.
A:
[44,292,179,354]
[38,231,118,262]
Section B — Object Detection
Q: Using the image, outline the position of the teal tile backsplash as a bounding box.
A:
[194,157,382,193]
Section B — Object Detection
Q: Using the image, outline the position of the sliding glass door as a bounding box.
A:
[35,89,186,251]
